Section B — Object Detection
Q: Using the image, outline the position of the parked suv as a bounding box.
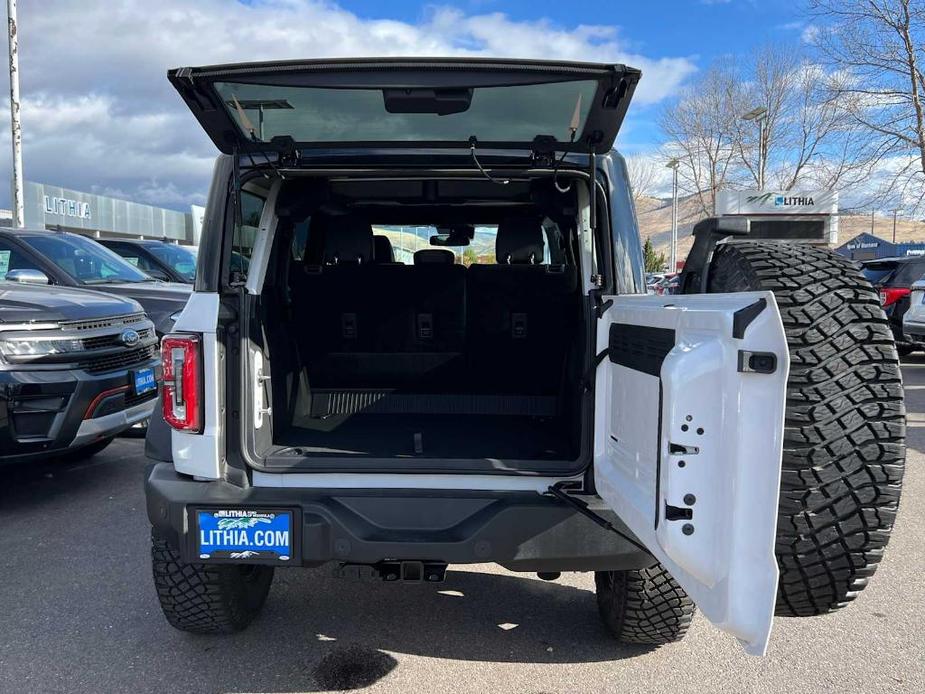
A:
[861,255,925,354]
[0,229,191,335]
[144,58,904,656]
[98,238,198,284]
[0,280,159,461]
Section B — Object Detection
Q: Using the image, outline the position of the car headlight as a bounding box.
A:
[0,335,84,359]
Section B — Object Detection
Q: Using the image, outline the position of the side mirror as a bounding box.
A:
[6,269,50,285]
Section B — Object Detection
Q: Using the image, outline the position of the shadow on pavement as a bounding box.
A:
[173,566,651,691]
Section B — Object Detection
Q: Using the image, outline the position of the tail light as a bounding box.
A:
[161,334,202,433]
[880,287,910,308]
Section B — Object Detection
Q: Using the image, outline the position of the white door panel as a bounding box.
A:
[594,291,789,655]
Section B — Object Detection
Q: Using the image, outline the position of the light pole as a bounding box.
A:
[666,158,680,272]
[742,106,768,191]
[7,0,24,228]
[892,209,903,244]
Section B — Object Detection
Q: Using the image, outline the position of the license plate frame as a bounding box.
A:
[192,508,297,564]
[132,367,157,395]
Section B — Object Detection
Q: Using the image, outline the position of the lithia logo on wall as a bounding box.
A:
[746,192,816,208]
[43,195,91,220]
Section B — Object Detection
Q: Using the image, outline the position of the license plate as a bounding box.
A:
[133,367,156,395]
[195,509,293,562]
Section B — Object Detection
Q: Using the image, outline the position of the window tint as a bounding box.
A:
[216,80,599,145]
[107,244,157,273]
[862,262,897,286]
[371,226,504,265]
[893,259,925,286]
[0,240,43,279]
[147,244,197,281]
[231,191,264,278]
[20,234,149,284]
[290,219,311,261]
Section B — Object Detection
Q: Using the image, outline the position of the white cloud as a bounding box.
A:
[0,0,697,210]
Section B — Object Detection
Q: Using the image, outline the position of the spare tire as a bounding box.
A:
[707,241,905,616]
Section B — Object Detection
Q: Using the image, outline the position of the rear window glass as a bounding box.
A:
[862,263,897,286]
[215,80,598,145]
[893,259,925,285]
[372,226,501,266]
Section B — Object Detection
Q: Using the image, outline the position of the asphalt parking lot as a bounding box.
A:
[2,365,923,694]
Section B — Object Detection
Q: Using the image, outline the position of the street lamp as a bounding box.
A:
[666,158,680,272]
[742,106,768,191]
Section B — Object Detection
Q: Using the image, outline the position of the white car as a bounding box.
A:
[903,276,925,341]
[143,57,904,657]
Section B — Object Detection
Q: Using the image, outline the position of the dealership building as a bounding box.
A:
[3,180,204,246]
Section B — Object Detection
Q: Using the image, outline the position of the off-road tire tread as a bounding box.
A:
[151,529,274,634]
[595,565,695,645]
[708,241,905,617]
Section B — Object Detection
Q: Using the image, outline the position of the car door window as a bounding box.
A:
[0,240,43,280]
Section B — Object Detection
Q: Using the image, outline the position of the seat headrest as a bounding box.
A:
[373,235,395,263]
[414,249,455,265]
[321,215,374,265]
[496,217,544,264]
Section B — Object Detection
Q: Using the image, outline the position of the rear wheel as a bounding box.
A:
[151,529,275,633]
[708,241,905,616]
[594,565,695,647]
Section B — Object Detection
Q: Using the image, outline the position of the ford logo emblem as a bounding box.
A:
[120,329,140,347]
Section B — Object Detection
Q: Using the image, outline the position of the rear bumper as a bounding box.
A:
[145,463,654,573]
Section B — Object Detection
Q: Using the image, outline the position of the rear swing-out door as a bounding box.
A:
[594,292,789,655]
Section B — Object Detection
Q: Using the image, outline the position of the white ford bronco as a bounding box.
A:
[145,58,905,655]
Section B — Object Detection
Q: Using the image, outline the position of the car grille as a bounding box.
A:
[60,313,146,332]
[80,343,159,374]
[81,327,155,350]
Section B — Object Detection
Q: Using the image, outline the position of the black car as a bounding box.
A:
[861,255,925,354]
[0,281,160,462]
[0,229,191,335]
[98,238,198,284]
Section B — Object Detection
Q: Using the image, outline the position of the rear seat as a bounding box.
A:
[293,214,575,396]
[297,214,465,390]
[467,216,578,394]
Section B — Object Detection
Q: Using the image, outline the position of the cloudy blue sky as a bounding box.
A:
[0,0,809,211]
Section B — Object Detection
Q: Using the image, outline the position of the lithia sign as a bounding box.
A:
[43,195,91,220]
[717,189,838,216]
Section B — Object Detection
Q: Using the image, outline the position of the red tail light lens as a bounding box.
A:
[880,287,910,308]
[161,334,202,433]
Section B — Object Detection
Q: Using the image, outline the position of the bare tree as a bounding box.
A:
[658,62,741,216]
[624,154,661,201]
[660,41,887,212]
[810,0,925,210]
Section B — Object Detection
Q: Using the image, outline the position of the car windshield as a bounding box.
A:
[147,244,198,282]
[21,234,151,284]
[214,80,598,145]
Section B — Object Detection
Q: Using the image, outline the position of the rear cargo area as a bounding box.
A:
[253,190,589,470]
